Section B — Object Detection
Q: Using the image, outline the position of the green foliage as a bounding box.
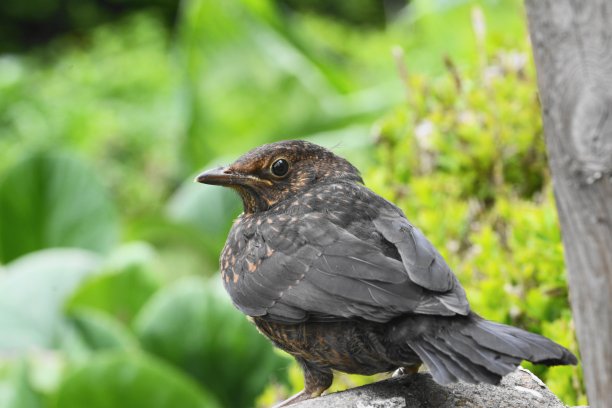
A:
[54,352,220,408]
[66,247,161,325]
[175,0,529,173]
[0,361,43,408]
[66,308,139,352]
[0,151,119,263]
[0,249,101,351]
[135,277,290,408]
[165,179,243,264]
[177,0,379,170]
[279,0,397,27]
[0,14,180,220]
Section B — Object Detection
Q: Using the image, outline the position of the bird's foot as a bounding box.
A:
[272,389,324,407]
[392,363,421,378]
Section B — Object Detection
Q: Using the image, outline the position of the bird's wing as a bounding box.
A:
[372,211,456,292]
[224,211,469,324]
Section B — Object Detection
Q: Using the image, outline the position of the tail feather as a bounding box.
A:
[394,313,577,385]
[461,319,530,357]
[445,329,521,375]
[410,342,458,384]
[468,318,577,365]
[425,341,477,383]
[424,336,501,384]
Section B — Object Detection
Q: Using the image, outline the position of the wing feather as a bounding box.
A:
[373,213,457,293]
[223,182,469,323]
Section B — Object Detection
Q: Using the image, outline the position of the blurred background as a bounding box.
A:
[0,0,586,407]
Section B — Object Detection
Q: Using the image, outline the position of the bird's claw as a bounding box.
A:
[272,390,307,407]
[392,364,421,378]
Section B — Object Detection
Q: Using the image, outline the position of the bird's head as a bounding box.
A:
[196,140,362,214]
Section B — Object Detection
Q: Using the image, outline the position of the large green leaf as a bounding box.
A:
[165,178,242,263]
[0,150,120,263]
[0,360,42,408]
[125,218,223,280]
[134,277,289,408]
[54,352,220,408]
[0,249,101,352]
[66,308,139,353]
[66,243,160,325]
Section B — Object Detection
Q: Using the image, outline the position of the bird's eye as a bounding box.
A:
[271,159,289,177]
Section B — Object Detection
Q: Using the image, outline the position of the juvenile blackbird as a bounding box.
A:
[196,140,577,406]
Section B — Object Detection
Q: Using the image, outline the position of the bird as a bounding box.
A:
[196,140,577,406]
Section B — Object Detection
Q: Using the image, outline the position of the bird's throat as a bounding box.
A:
[233,185,271,214]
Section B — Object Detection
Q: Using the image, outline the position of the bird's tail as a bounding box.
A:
[390,313,577,385]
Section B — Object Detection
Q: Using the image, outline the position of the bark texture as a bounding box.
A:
[292,368,569,408]
[525,2,612,408]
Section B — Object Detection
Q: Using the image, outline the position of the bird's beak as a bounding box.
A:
[195,166,231,185]
[195,166,268,187]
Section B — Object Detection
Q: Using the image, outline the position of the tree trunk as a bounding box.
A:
[524,2,612,407]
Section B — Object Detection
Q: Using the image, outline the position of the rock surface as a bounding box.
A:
[292,367,568,408]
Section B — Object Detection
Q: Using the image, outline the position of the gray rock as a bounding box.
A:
[292,367,568,408]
